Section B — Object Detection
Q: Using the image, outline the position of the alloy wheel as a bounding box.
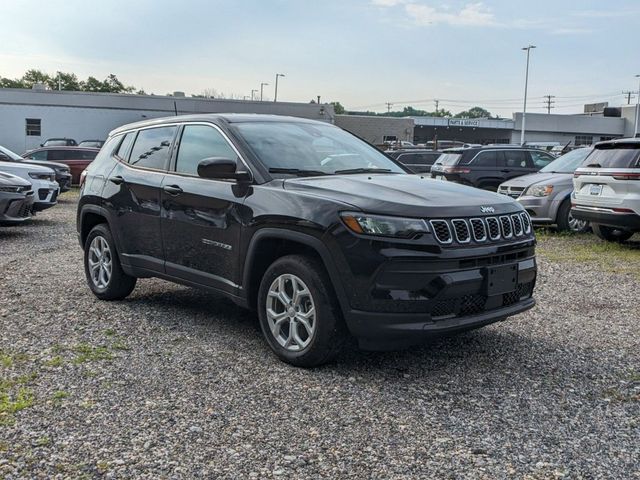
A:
[567,211,588,233]
[266,274,316,352]
[87,236,113,289]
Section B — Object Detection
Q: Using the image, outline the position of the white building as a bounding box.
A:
[0,88,335,154]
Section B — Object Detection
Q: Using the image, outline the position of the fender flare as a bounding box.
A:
[242,228,350,315]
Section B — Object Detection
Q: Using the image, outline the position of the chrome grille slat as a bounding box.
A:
[499,215,513,238]
[520,212,531,233]
[486,217,501,240]
[511,214,523,236]
[451,219,471,243]
[430,220,452,244]
[469,218,487,242]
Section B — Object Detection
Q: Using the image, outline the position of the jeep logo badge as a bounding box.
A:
[480,206,495,213]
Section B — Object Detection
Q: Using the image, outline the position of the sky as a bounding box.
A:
[0,0,639,117]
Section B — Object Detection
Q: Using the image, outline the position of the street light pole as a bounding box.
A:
[260,82,269,101]
[634,74,640,138]
[520,45,536,146]
[251,89,258,101]
[274,73,285,102]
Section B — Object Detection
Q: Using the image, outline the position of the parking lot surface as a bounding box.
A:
[1,193,639,479]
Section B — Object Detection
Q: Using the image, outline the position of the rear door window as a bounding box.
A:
[471,151,498,167]
[128,126,177,170]
[175,124,237,176]
[27,150,47,161]
[582,145,640,168]
[504,150,532,168]
[47,150,71,161]
[79,150,98,160]
[529,150,555,168]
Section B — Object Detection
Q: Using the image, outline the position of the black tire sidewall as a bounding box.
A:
[592,223,633,242]
[557,200,588,233]
[257,255,344,367]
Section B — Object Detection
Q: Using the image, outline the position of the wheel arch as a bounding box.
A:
[242,229,350,315]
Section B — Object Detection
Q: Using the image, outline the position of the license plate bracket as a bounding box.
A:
[485,264,518,296]
[589,184,603,196]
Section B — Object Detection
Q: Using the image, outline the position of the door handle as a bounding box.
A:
[163,184,183,196]
[109,175,124,185]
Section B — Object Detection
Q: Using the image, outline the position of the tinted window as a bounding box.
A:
[435,153,462,166]
[540,148,592,173]
[397,153,439,166]
[529,150,555,168]
[79,150,98,160]
[504,150,532,168]
[176,125,237,175]
[471,151,498,167]
[128,127,177,170]
[582,144,640,168]
[47,150,72,161]
[115,133,135,161]
[27,151,47,161]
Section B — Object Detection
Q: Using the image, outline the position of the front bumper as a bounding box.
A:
[33,183,60,211]
[572,205,640,231]
[0,192,35,224]
[515,195,555,223]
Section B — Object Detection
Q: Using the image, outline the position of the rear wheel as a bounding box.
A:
[556,200,589,233]
[84,224,137,300]
[257,254,346,367]
[592,223,633,243]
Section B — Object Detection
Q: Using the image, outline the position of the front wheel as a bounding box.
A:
[557,200,589,233]
[84,224,137,300]
[257,255,346,367]
[592,223,633,243]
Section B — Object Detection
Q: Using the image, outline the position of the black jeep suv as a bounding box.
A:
[430,146,555,191]
[77,114,537,367]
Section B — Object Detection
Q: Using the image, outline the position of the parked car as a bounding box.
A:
[77,114,537,367]
[78,140,105,148]
[0,161,58,211]
[0,145,72,192]
[498,148,593,232]
[0,172,35,225]
[41,138,77,147]
[430,146,556,191]
[386,149,443,173]
[572,138,640,242]
[23,147,99,184]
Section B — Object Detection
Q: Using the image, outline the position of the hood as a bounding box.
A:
[0,162,53,174]
[283,174,520,217]
[0,171,31,187]
[501,172,573,188]
[23,159,69,170]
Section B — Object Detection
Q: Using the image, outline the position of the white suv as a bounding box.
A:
[572,138,640,242]
[0,162,59,211]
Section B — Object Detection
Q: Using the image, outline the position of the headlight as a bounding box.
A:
[340,212,430,238]
[55,167,70,174]
[29,172,52,180]
[526,185,553,197]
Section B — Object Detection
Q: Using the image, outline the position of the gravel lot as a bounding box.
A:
[1,193,638,479]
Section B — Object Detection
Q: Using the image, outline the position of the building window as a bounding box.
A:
[575,135,593,146]
[25,118,41,136]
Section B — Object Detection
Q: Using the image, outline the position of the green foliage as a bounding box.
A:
[330,101,345,114]
[0,70,136,93]
[72,344,113,364]
[454,106,494,119]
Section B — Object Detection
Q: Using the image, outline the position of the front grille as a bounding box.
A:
[50,190,58,203]
[502,281,535,307]
[498,186,526,199]
[17,201,32,218]
[429,213,533,246]
[430,220,452,244]
[452,219,471,243]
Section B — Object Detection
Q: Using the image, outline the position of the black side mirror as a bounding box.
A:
[197,157,251,182]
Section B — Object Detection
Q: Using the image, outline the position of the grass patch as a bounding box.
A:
[45,356,64,367]
[104,329,116,337]
[72,344,113,364]
[535,230,640,278]
[1,351,13,368]
[0,387,35,416]
[111,340,130,351]
[52,390,69,400]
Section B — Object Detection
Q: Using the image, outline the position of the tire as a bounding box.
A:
[556,200,589,233]
[84,223,137,300]
[257,254,347,367]
[592,223,634,243]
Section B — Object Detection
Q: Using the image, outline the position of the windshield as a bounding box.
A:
[0,145,23,161]
[232,122,406,176]
[581,144,640,169]
[540,148,592,173]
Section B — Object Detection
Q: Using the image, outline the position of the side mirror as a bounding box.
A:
[197,157,251,182]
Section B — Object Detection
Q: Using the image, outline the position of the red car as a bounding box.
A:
[23,147,99,185]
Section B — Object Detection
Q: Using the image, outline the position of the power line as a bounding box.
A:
[622,90,635,104]
[543,95,556,114]
[385,102,393,113]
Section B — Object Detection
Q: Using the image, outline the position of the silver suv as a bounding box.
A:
[572,138,640,242]
[498,148,592,232]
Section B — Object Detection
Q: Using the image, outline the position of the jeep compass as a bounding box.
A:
[77,114,537,367]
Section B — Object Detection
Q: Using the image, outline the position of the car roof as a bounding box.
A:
[392,149,442,154]
[27,146,100,152]
[109,113,333,136]
[594,137,640,148]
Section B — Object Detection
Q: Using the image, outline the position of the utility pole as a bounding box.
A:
[274,73,285,102]
[520,44,536,146]
[251,89,258,101]
[386,102,393,113]
[543,95,555,114]
[635,74,640,138]
[434,99,439,115]
[260,82,269,101]
[622,90,635,104]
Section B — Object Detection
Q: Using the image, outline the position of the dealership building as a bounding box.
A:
[0,88,334,154]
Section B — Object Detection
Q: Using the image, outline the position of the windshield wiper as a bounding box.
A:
[268,167,328,177]
[333,168,395,175]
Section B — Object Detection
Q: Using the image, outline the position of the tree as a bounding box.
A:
[454,106,493,119]
[83,76,104,92]
[21,69,53,88]
[330,101,345,114]
[0,77,25,88]
[56,72,82,91]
